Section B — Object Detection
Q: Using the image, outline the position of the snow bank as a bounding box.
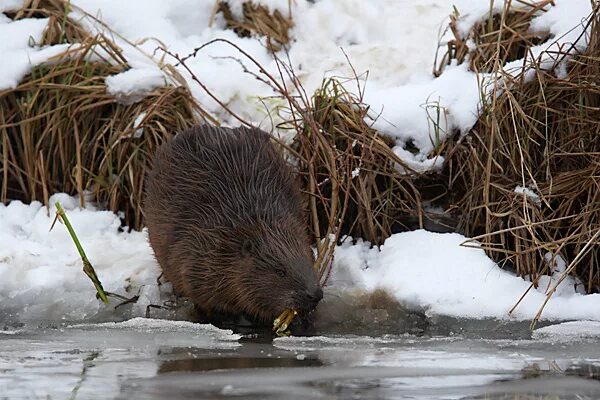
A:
[66,0,454,145]
[1,197,599,324]
[329,231,600,322]
[2,0,593,167]
[0,194,162,322]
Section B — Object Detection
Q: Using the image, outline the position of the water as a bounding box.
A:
[1,319,600,400]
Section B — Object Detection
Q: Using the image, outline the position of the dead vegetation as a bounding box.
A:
[435,0,553,75]
[0,0,206,230]
[213,0,294,50]
[439,1,600,294]
[288,77,430,248]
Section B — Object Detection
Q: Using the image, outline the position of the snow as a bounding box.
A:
[514,185,542,207]
[328,231,600,322]
[0,16,72,89]
[105,67,166,104]
[133,111,148,138]
[365,63,480,169]
[0,194,162,323]
[0,0,25,13]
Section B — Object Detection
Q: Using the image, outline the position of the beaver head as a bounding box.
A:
[215,218,323,323]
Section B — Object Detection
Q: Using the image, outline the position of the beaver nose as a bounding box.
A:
[311,287,324,302]
[306,287,323,308]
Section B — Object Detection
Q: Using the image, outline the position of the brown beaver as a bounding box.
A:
[144,125,323,324]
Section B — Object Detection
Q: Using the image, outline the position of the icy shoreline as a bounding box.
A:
[1,194,599,325]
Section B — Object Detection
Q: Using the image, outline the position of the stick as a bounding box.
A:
[51,201,109,304]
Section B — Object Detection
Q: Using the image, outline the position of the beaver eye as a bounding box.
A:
[276,269,286,278]
[241,239,254,257]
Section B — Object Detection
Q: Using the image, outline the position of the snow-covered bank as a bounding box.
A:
[1,0,599,326]
[2,0,593,169]
[0,194,162,322]
[1,196,599,324]
[329,231,600,322]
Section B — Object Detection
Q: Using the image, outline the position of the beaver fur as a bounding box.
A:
[144,125,323,324]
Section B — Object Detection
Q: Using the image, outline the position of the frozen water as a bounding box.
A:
[2,321,600,399]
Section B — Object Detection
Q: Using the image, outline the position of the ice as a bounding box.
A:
[533,321,600,341]
[70,317,242,340]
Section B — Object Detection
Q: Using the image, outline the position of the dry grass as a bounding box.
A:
[288,77,429,248]
[435,0,553,75]
[441,3,600,294]
[215,1,294,51]
[1,1,206,230]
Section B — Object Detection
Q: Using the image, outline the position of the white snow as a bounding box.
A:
[328,231,600,322]
[105,67,166,104]
[0,0,25,13]
[365,63,480,169]
[514,185,541,207]
[0,16,72,89]
[132,111,147,138]
[0,194,162,322]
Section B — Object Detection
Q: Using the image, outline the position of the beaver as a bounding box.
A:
[144,125,323,324]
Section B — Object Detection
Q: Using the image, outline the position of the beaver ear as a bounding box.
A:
[241,239,254,257]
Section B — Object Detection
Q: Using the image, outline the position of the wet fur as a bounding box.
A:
[144,125,321,323]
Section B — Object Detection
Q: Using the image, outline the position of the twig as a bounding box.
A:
[51,201,109,304]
